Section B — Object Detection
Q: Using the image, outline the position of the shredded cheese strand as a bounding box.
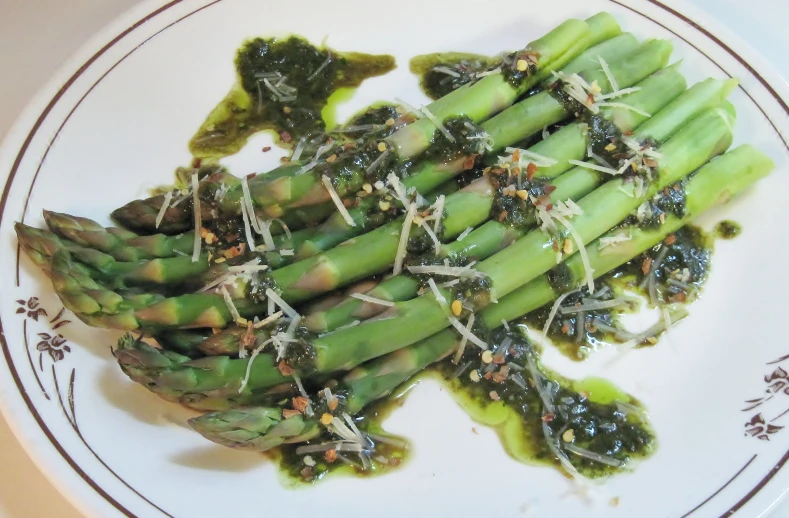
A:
[386,173,410,208]
[239,201,257,251]
[155,191,173,230]
[238,338,276,393]
[542,288,580,339]
[350,293,395,307]
[553,213,594,293]
[258,219,276,251]
[420,106,455,142]
[452,313,475,364]
[432,195,445,236]
[419,220,442,255]
[406,264,484,278]
[568,159,619,175]
[265,288,299,319]
[598,56,619,92]
[427,278,487,349]
[241,177,262,234]
[321,175,355,227]
[254,311,282,328]
[456,227,473,241]
[219,285,242,323]
[393,203,417,275]
[191,173,202,262]
[597,102,651,117]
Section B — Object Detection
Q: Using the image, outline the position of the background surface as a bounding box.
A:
[0,0,787,516]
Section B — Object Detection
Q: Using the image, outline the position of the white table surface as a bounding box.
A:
[1,0,788,516]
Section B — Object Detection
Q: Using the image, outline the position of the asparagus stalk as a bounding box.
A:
[260,32,656,214]
[109,123,744,398]
[307,70,734,334]
[115,106,739,396]
[21,36,654,329]
[264,41,673,304]
[187,144,774,446]
[305,106,735,373]
[108,16,609,235]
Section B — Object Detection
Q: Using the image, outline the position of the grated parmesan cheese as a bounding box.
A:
[219,285,242,323]
[241,176,263,234]
[553,213,594,293]
[598,232,631,250]
[321,175,355,227]
[598,56,619,92]
[155,191,173,230]
[393,203,417,275]
[191,172,202,262]
[420,106,455,142]
[452,313,475,364]
[568,159,619,175]
[351,292,395,307]
[265,288,299,319]
[427,278,487,349]
[240,201,257,251]
[456,227,473,241]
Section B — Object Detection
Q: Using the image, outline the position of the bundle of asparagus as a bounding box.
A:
[16,12,775,481]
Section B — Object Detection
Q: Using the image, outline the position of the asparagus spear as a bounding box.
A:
[112,106,738,397]
[303,76,735,332]
[19,36,654,327]
[112,15,610,235]
[257,30,651,215]
[297,106,736,374]
[187,144,774,446]
[262,41,673,304]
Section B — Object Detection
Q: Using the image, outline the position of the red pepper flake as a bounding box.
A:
[512,149,521,162]
[543,184,556,195]
[526,162,538,180]
[324,449,337,463]
[278,361,295,376]
[279,131,293,143]
[292,396,309,412]
[673,183,681,192]
[282,408,301,419]
[645,158,658,168]
[663,187,670,196]
[623,130,635,136]
[463,154,478,170]
[552,240,560,252]
[280,156,291,163]
[498,210,508,222]
[669,292,687,303]
[471,427,479,435]
[587,93,596,105]
[300,466,314,479]
[561,323,570,334]
[545,203,553,211]
[641,257,653,275]
[664,234,676,245]
[262,146,272,152]
[246,172,257,179]
[542,413,555,423]
[483,371,493,380]
[489,390,500,401]
[191,157,203,168]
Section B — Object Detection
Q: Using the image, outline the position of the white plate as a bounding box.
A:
[1,0,788,516]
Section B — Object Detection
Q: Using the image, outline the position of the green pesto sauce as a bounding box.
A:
[533,225,711,360]
[715,220,741,239]
[273,328,653,485]
[410,52,500,100]
[189,36,395,158]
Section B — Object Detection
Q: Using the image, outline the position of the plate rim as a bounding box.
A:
[0,0,787,516]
